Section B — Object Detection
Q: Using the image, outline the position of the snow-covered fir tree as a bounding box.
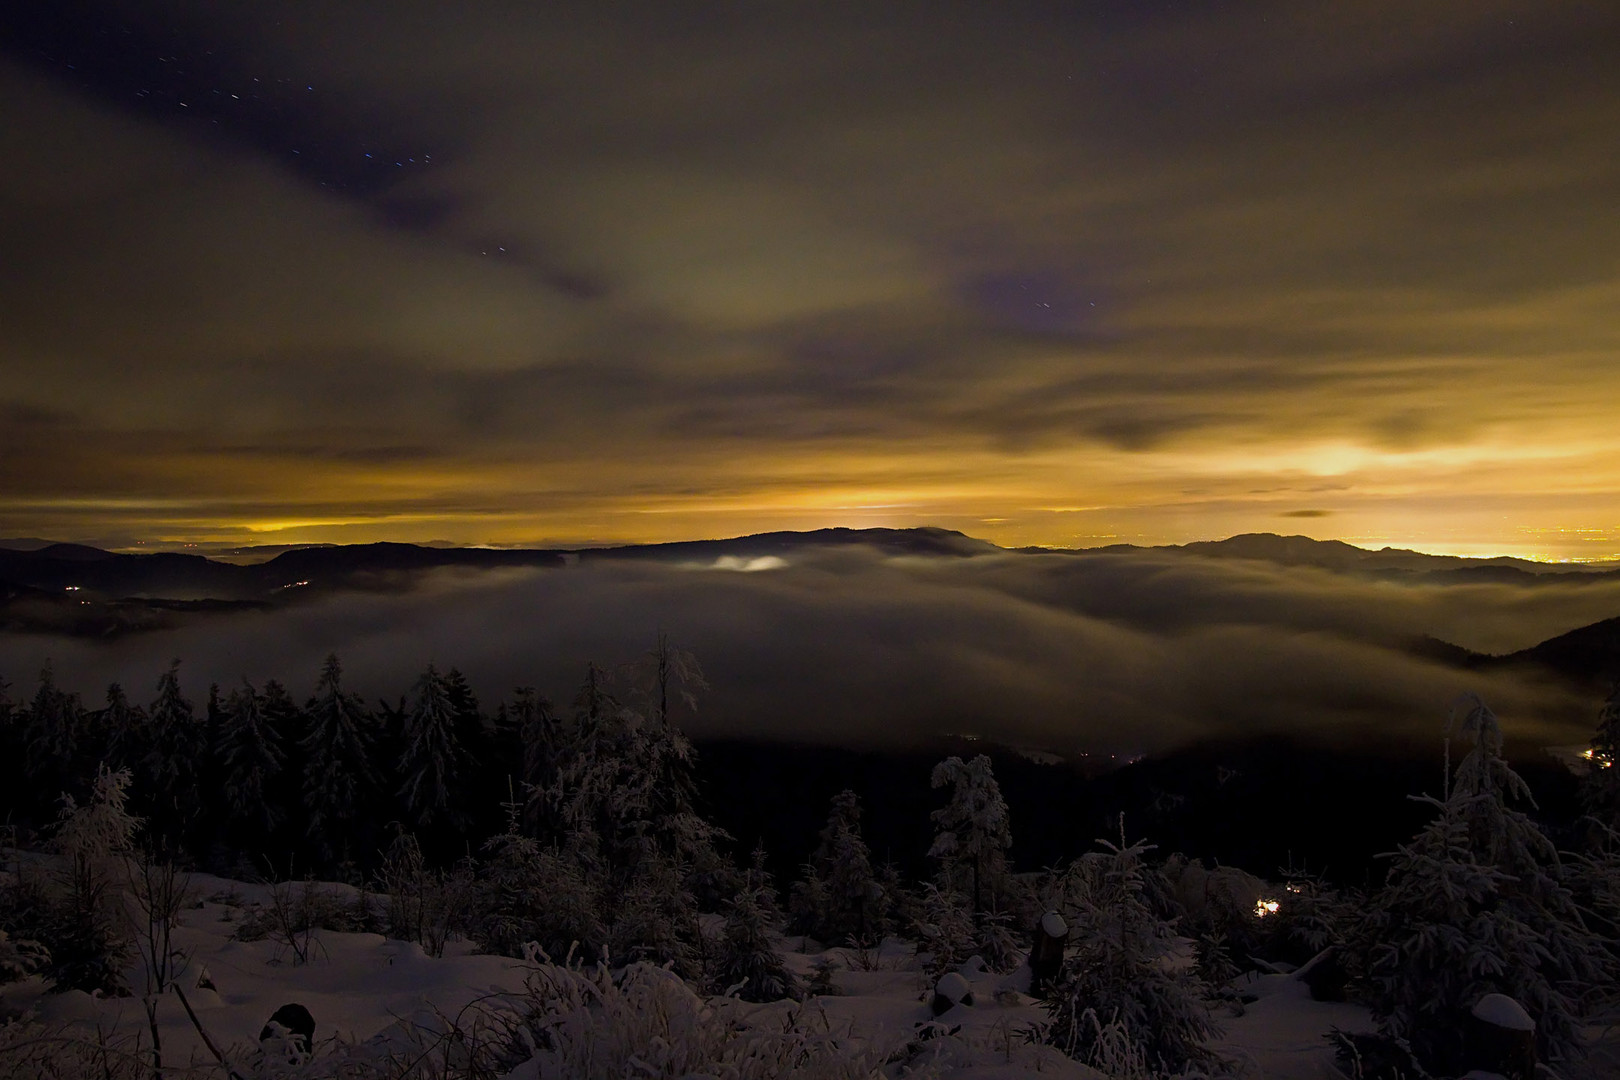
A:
[713,883,800,1002]
[397,663,468,830]
[301,654,377,860]
[44,765,140,994]
[1360,695,1612,1075]
[442,666,486,767]
[1044,821,1220,1074]
[216,679,286,841]
[791,789,884,945]
[929,754,1013,917]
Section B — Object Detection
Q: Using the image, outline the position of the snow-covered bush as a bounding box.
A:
[916,882,976,978]
[514,961,887,1080]
[0,1014,147,1079]
[474,811,604,962]
[606,853,702,978]
[0,928,48,983]
[1044,823,1221,1075]
[973,908,1024,974]
[376,831,473,957]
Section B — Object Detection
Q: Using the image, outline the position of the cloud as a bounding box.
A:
[2,4,1619,553]
[2,547,1609,756]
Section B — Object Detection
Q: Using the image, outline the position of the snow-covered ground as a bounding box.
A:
[0,867,1383,1079]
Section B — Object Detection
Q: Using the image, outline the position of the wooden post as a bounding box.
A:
[1028,910,1068,997]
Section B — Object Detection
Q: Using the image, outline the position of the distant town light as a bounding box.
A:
[1254,899,1280,918]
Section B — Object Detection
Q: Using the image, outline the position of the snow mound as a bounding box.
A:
[1470,993,1534,1031]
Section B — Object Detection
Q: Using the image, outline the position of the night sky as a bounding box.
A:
[3,2,1618,558]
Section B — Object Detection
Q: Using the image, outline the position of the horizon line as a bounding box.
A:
[5,526,1619,567]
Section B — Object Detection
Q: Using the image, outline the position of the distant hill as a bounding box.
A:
[1409,615,1620,693]
[0,527,994,636]
[1081,532,1612,580]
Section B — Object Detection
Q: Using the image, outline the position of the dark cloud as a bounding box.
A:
[1,548,1609,755]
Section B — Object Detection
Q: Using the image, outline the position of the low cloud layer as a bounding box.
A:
[2,548,1612,756]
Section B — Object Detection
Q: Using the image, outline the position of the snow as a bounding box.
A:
[1470,992,1534,1031]
[1,864,1383,1080]
[934,970,972,1005]
[1040,910,1067,938]
[1210,972,1377,1079]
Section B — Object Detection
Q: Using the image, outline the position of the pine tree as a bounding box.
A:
[397,664,467,830]
[1361,696,1611,1074]
[929,754,1013,917]
[216,679,286,841]
[301,654,376,860]
[1044,823,1219,1073]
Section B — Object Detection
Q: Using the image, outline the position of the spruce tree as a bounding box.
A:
[301,654,376,860]
[141,661,202,845]
[714,884,800,1002]
[397,663,466,830]
[100,682,146,777]
[512,687,559,835]
[23,666,82,819]
[0,674,17,823]
[217,679,286,842]
[1362,696,1611,1074]
[793,790,883,944]
[1044,822,1219,1074]
[929,754,1013,917]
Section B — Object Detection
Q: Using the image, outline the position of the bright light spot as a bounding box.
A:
[64,585,80,592]
[281,580,310,589]
[1254,899,1280,918]
[710,556,787,572]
